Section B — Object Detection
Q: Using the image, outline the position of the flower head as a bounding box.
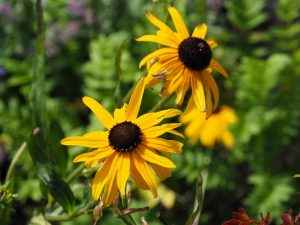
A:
[61,79,183,206]
[180,105,237,148]
[137,7,228,116]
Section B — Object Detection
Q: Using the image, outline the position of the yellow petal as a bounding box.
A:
[143,123,182,138]
[206,39,218,48]
[114,104,127,123]
[145,11,175,35]
[192,23,207,39]
[175,74,190,105]
[161,71,184,96]
[136,35,177,48]
[204,71,219,110]
[102,154,120,206]
[222,131,234,149]
[191,75,206,111]
[168,6,189,39]
[143,137,183,154]
[137,146,176,168]
[135,109,182,129]
[117,153,130,197]
[82,96,115,129]
[73,147,114,163]
[130,158,149,189]
[132,151,157,197]
[92,153,116,200]
[151,163,171,180]
[61,131,108,148]
[210,58,229,78]
[126,78,145,121]
[145,11,181,44]
[139,48,177,68]
[204,80,213,118]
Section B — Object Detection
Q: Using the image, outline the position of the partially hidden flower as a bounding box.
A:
[222,208,270,225]
[137,6,228,116]
[180,105,237,149]
[61,78,183,206]
[281,210,300,225]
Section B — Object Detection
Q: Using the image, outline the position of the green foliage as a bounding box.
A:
[245,174,294,221]
[81,32,139,101]
[224,0,269,30]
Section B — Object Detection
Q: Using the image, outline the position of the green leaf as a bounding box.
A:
[48,122,68,176]
[28,131,75,215]
[114,37,131,107]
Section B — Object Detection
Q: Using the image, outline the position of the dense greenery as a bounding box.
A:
[0,0,299,224]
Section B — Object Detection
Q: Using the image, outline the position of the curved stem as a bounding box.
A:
[66,163,86,183]
[149,94,173,112]
[5,142,27,184]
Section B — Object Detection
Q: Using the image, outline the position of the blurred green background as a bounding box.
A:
[0,0,300,224]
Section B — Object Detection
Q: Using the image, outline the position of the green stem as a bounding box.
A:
[66,163,86,183]
[149,94,173,112]
[45,212,83,222]
[5,142,27,184]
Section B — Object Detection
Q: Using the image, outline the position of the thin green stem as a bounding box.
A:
[66,163,86,183]
[5,142,27,184]
[149,94,173,112]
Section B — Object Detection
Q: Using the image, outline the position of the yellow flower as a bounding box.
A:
[180,105,237,148]
[137,6,228,116]
[61,79,183,206]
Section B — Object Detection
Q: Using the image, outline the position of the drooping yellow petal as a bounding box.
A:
[126,78,145,121]
[136,35,177,48]
[192,23,207,39]
[92,152,116,200]
[210,59,229,78]
[61,131,108,148]
[135,109,182,130]
[139,48,177,68]
[137,146,176,168]
[82,96,115,129]
[73,147,114,163]
[130,158,149,189]
[161,70,184,96]
[143,123,182,138]
[191,75,206,111]
[143,137,183,154]
[117,153,130,197]
[203,71,219,110]
[175,73,190,105]
[151,163,171,180]
[132,151,157,197]
[168,6,189,39]
[204,80,213,118]
[114,104,127,123]
[102,153,120,206]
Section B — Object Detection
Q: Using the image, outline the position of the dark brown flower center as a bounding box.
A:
[108,121,142,152]
[178,37,212,71]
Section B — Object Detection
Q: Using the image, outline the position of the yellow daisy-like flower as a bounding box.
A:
[180,105,237,148]
[137,6,228,116]
[61,79,183,206]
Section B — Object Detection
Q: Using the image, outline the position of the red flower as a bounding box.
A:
[281,210,300,225]
[222,208,270,225]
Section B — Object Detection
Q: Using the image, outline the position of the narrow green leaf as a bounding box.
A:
[114,37,131,107]
[48,122,68,176]
[28,131,75,214]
